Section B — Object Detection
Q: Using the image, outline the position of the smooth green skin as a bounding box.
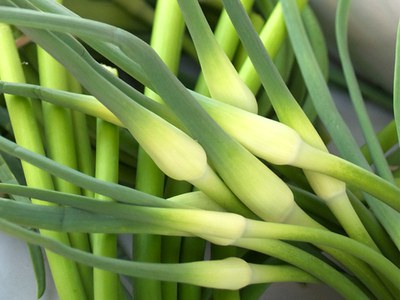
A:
[0,216,325,291]
[195,0,255,96]
[178,0,257,113]
[335,0,400,254]
[92,113,120,300]
[36,8,93,294]
[221,0,377,251]
[3,7,396,217]
[0,1,396,298]
[68,75,95,198]
[0,197,384,299]
[4,81,400,213]
[9,3,249,219]
[0,22,87,300]
[238,0,308,94]
[134,1,185,299]
[1,182,399,290]
[280,0,400,256]
[0,5,303,222]
[221,1,397,298]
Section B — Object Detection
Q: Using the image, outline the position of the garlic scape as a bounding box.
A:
[177,0,258,113]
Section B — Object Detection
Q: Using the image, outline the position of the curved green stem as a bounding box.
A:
[0,218,299,291]
[93,97,120,300]
[234,238,369,300]
[294,143,400,213]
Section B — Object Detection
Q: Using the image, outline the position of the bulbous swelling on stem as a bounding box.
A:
[190,165,256,218]
[196,94,304,165]
[181,257,253,289]
[123,109,208,182]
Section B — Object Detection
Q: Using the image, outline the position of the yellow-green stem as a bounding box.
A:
[0,23,87,300]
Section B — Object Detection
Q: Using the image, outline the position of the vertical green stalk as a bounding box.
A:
[0,23,87,300]
[92,68,120,300]
[238,0,308,94]
[178,0,257,113]
[222,0,377,250]
[35,0,92,295]
[133,1,185,299]
[68,74,95,198]
[162,179,192,300]
[195,0,255,94]
[178,237,206,300]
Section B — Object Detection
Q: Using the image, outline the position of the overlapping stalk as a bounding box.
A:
[0,1,399,299]
[0,22,87,300]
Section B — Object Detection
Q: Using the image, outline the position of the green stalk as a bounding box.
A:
[335,0,400,252]
[238,0,308,94]
[178,237,206,300]
[163,179,192,300]
[0,5,295,221]
[335,0,395,189]
[36,25,93,299]
[68,75,94,198]
[233,12,265,70]
[195,0,255,95]
[0,7,390,295]
[24,13,253,218]
[0,218,323,292]
[0,23,87,300]
[235,238,371,300]
[133,3,184,297]
[221,0,379,250]
[2,186,400,290]
[221,1,396,297]
[360,120,398,164]
[91,67,120,300]
[211,245,240,300]
[280,0,400,253]
[0,136,184,209]
[330,65,393,111]
[4,81,400,212]
[178,0,258,113]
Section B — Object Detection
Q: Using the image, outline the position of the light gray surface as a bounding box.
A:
[310,0,400,92]
[0,231,58,300]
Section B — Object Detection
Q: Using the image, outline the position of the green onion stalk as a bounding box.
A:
[222,0,378,251]
[133,1,185,299]
[279,0,400,259]
[1,117,400,298]
[91,66,120,300]
[0,1,399,299]
[36,1,93,293]
[1,184,400,298]
[0,22,87,300]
